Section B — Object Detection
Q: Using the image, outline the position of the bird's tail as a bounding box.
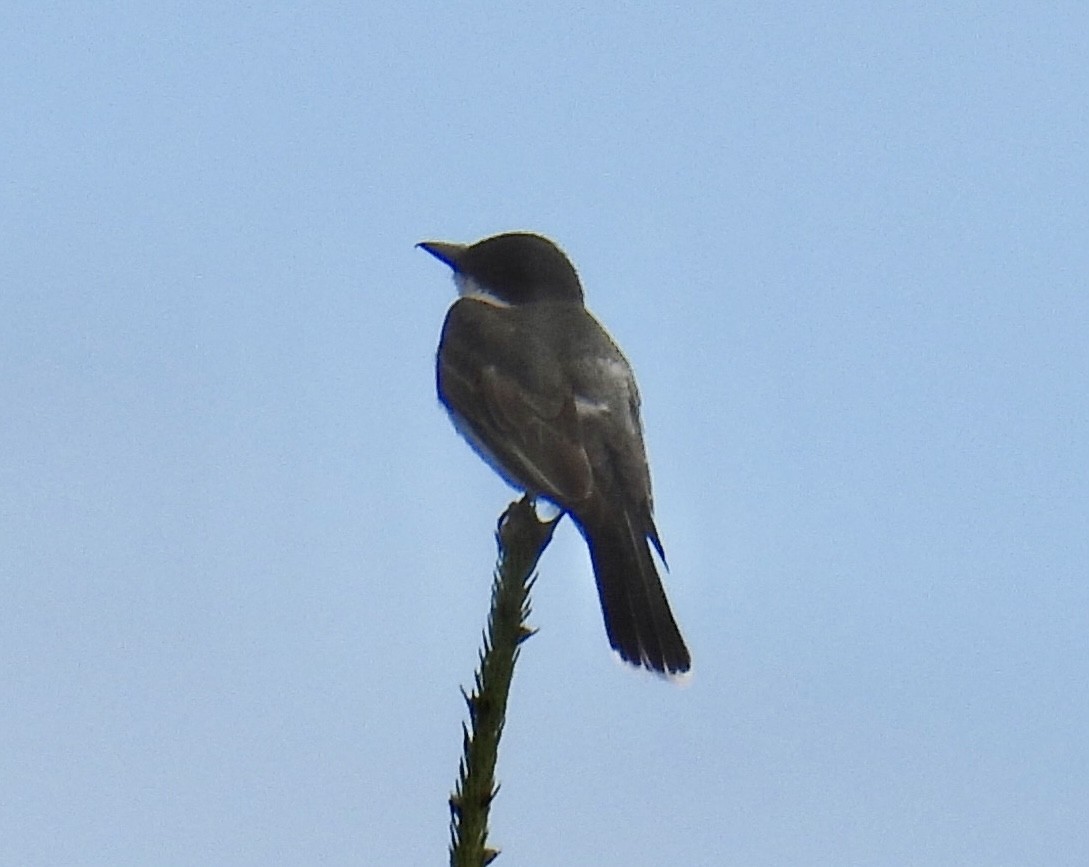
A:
[576,507,690,676]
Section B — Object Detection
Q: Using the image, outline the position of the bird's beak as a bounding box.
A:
[416,240,466,270]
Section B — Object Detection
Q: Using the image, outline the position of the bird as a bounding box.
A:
[418,231,690,676]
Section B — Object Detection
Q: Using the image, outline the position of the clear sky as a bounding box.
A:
[3,4,1087,865]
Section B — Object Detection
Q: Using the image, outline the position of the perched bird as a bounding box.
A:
[419,232,690,676]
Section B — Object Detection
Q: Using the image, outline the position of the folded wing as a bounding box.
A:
[437,298,594,505]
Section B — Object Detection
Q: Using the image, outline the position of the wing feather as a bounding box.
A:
[437,299,593,503]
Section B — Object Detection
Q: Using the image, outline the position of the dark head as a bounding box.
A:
[417,232,584,305]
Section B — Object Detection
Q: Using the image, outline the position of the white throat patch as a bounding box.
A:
[454,273,510,307]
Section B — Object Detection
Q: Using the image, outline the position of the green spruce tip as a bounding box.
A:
[449,496,559,867]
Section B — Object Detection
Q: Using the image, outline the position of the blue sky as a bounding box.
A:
[2,4,1087,865]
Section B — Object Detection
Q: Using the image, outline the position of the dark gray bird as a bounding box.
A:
[419,232,690,676]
